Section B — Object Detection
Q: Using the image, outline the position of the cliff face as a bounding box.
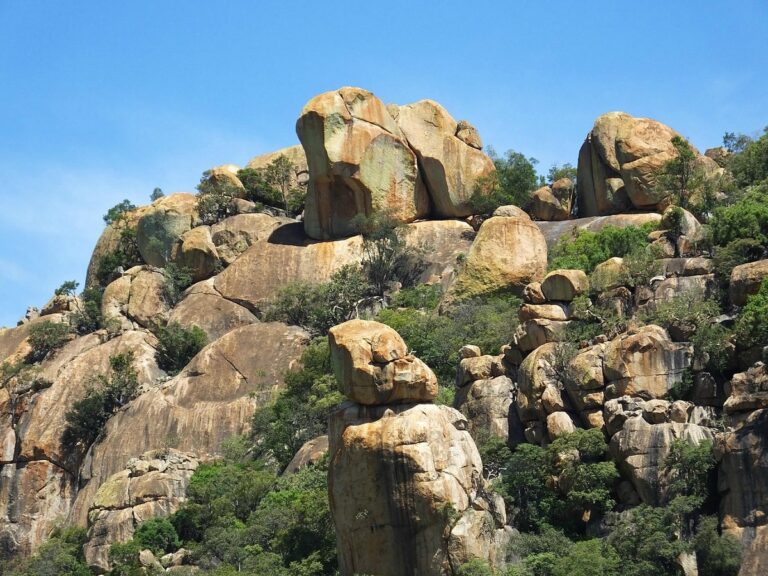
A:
[2,88,766,574]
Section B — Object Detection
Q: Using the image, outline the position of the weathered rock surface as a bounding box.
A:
[84,450,199,570]
[540,269,589,302]
[716,409,768,572]
[175,226,220,282]
[167,280,258,341]
[527,180,573,221]
[455,375,514,441]
[724,363,768,415]
[329,402,508,576]
[284,435,329,475]
[516,343,559,424]
[136,193,199,267]
[328,320,437,405]
[449,216,547,300]
[297,87,429,239]
[603,325,692,399]
[210,213,292,265]
[576,112,719,216]
[101,266,170,330]
[610,416,714,504]
[70,323,308,527]
[730,259,768,307]
[392,99,495,218]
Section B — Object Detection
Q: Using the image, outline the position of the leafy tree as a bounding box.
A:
[726,127,768,187]
[62,352,139,449]
[134,517,181,556]
[654,136,703,209]
[353,212,428,297]
[162,262,193,307]
[709,184,768,250]
[150,187,164,201]
[108,539,144,576]
[104,199,137,225]
[250,339,341,469]
[548,223,657,274]
[238,155,305,216]
[54,280,79,296]
[96,220,142,287]
[469,148,541,214]
[7,527,90,576]
[693,516,742,576]
[456,558,495,576]
[69,286,104,335]
[547,163,577,184]
[196,175,239,225]
[551,539,620,576]
[154,322,208,376]
[27,321,70,362]
[266,264,370,336]
[734,278,768,351]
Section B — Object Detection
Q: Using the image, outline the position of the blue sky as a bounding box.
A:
[1,1,767,327]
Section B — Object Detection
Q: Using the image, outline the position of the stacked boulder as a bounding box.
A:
[327,319,509,576]
[527,178,574,221]
[576,111,722,216]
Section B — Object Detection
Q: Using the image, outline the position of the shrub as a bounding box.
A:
[96,224,142,287]
[734,278,768,351]
[547,163,577,183]
[162,262,193,307]
[266,265,370,335]
[727,127,768,188]
[154,322,208,375]
[196,177,239,225]
[693,516,742,576]
[250,339,341,469]
[70,286,104,335]
[468,148,541,214]
[548,223,657,274]
[150,187,164,201]
[709,184,768,250]
[134,517,180,556]
[390,284,442,310]
[62,352,139,449]
[9,526,90,576]
[27,321,70,362]
[238,155,306,216]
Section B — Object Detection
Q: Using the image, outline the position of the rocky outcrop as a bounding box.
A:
[328,322,509,575]
[540,269,589,302]
[724,363,768,417]
[284,435,329,475]
[576,112,720,216]
[603,325,692,399]
[101,266,170,330]
[70,322,308,527]
[297,87,430,240]
[84,450,199,570]
[136,193,199,267]
[209,213,292,265]
[449,216,547,301]
[535,213,661,248]
[610,415,714,504]
[391,99,495,218]
[328,320,437,405]
[730,260,768,307]
[527,179,573,221]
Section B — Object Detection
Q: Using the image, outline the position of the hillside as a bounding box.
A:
[1,86,767,576]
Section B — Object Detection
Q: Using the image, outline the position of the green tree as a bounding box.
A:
[196,175,239,225]
[654,136,702,209]
[69,286,104,335]
[250,339,341,469]
[54,280,79,296]
[469,148,540,214]
[162,262,193,307]
[150,187,164,201]
[551,539,620,576]
[734,278,768,351]
[154,322,208,376]
[103,199,137,225]
[96,217,143,287]
[134,517,181,556]
[547,163,577,183]
[238,155,305,216]
[709,184,768,250]
[27,321,70,362]
[693,516,742,576]
[6,527,90,576]
[727,127,768,187]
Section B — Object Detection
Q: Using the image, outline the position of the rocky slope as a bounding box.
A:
[2,86,766,575]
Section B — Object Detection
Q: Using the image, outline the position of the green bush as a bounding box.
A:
[70,286,104,335]
[55,280,79,296]
[734,278,768,351]
[266,265,370,336]
[727,127,768,188]
[549,223,657,274]
[390,284,442,310]
[196,177,239,225]
[237,155,306,216]
[96,225,143,287]
[154,322,208,376]
[103,199,137,225]
[6,526,90,576]
[709,185,768,250]
[27,321,70,362]
[693,516,742,576]
[162,263,193,307]
[468,148,541,214]
[251,339,341,470]
[134,517,181,556]
[62,353,139,449]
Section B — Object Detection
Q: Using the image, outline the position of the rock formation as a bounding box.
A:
[576,112,721,216]
[327,320,509,575]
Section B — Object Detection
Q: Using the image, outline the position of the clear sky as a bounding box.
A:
[1,1,767,327]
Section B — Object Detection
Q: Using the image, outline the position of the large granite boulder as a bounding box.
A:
[83,450,199,571]
[535,213,662,249]
[724,363,768,416]
[391,99,495,217]
[449,216,547,300]
[730,260,768,307]
[454,375,515,442]
[135,193,199,267]
[576,112,720,216]
[329,402,508,576]
[527,179,573,221]
[209,213,292,265]
[609,416,714,504]
[101,266,170,330]
[297,87,429,240]
[328,320,437,405]
[603,325,692,399]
